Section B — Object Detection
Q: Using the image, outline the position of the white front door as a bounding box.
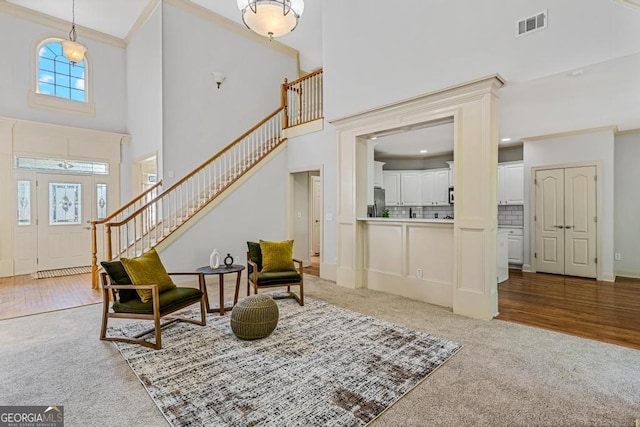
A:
[311,176,321,256]
[535,166,597,278]
[37,174,93,270]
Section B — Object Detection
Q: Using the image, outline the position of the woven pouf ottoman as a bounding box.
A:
[230,294,279,340]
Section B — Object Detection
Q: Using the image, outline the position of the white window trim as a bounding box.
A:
[29,37,95,117]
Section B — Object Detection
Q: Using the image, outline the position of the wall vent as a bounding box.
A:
[516,10,547,37]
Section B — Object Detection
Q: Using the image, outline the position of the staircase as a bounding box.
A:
[91,69,323,288]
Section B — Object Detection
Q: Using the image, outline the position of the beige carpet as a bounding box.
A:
[1,274,639,426]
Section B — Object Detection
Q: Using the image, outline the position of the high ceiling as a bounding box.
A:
[5,0,323,70]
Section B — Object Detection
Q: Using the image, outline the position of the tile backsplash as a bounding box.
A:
[383,204,523,224]
[385,205,453,219]
[498,205,523,226]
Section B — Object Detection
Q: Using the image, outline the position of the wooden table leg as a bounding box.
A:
[203,275,212,312]
[234,271,241,305]
[219,273,225,315]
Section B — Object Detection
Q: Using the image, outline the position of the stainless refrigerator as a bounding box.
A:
[374,187,385,217]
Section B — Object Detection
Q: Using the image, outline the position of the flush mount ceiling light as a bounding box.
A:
[237,0,304,40]
[62,0,87,64]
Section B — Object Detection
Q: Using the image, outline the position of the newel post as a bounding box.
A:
[281,78,289,129]
[91,221,98,289]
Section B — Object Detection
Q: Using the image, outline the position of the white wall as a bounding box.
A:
[161,2,298,184]
[614,132,640,278]
[122,4,163,202]
[159,150,288,273]
[287,124,338,277]
[523,130,615,279]
[0,12,127,132]
[323,0,640,122]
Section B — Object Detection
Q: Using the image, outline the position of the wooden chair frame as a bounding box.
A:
[247,252,304,306]
[100,272,207,350]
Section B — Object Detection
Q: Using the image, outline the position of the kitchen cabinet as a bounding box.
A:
[373,161,385,188]
[498,162,524,205]
[421,169,450,205]
[383,171,421,206]
[500,227,524,264]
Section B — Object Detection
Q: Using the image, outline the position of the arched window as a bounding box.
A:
[37,39,86,102]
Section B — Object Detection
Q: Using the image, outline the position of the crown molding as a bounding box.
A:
[125,0,161,44]
[615,128,640,136]
[163,0,299,62]
[522,125,618,142]
[615,0,640,9]
[0,0,126,48]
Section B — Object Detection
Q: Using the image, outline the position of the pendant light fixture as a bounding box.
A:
[62,0,87,64]
[237,0,304,40]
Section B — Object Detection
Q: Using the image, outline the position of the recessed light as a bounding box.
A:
[420,150,428,154]
[501,138,511,142]
[370,136,378,140]
[568,70,584,77]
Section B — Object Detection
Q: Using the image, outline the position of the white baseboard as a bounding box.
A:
[522,264,533,273]
[615,269,640,279]
[320,262,337,282]
[600,273,616,282]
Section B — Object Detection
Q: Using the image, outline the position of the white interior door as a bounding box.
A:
[37,174,93,270]
[535,169,565,275]
[564,166,597,277]
[535,166,597,278]
[311,176,321,255]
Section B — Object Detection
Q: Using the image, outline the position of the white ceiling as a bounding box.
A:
[373,123,454,159]
[6,0,323,70]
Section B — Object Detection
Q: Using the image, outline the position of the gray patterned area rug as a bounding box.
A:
[111,296,463,427]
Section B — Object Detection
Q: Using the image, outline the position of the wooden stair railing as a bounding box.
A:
[91,69,323,288]
[90,180,162,287]
[282,68,323,129]
[91,107,286,288]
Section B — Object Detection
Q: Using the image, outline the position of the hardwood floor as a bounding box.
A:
[306,255,320,277]
[0,273,101,320]
[497,270,640,350]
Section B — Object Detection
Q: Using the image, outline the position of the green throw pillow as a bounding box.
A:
[121,248,176,303]
[260,240,295,272]
[100,260,137,303]
[247,241,263,271]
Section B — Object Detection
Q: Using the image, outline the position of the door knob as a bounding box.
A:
[555,225,564,229]
[565,225,573,229]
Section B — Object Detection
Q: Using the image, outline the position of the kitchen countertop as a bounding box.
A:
[358,217,454,224]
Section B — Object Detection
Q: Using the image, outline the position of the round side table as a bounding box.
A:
[196,264,246,315]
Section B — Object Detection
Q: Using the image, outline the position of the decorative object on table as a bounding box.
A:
[196,264,246,316]
[382,209,389,218]
[247,240,304,305]
[100,248,206,350]
[230,294,279,340]
[224,253,234,267]
[209,249,220,269]
[110,296,462,426]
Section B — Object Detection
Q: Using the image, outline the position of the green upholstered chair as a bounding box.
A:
[99,260,206,350]
[247,241,304,306]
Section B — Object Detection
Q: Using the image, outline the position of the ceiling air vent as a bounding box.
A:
[516,10,547,37]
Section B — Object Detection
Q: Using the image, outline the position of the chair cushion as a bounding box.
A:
[260,240,295,272]
[100,260,138,303]
[113,287,203,314]
[121,248,176,303]
[257,271,301,286]
[247,241,262,273]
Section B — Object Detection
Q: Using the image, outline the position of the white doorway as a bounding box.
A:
[311,175,321,256]
[289,169,322,274]
[534,165,597,278]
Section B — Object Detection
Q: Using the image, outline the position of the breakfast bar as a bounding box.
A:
[358,218,454,307]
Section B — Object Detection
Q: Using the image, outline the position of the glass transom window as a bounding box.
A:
[38,40,86,102]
